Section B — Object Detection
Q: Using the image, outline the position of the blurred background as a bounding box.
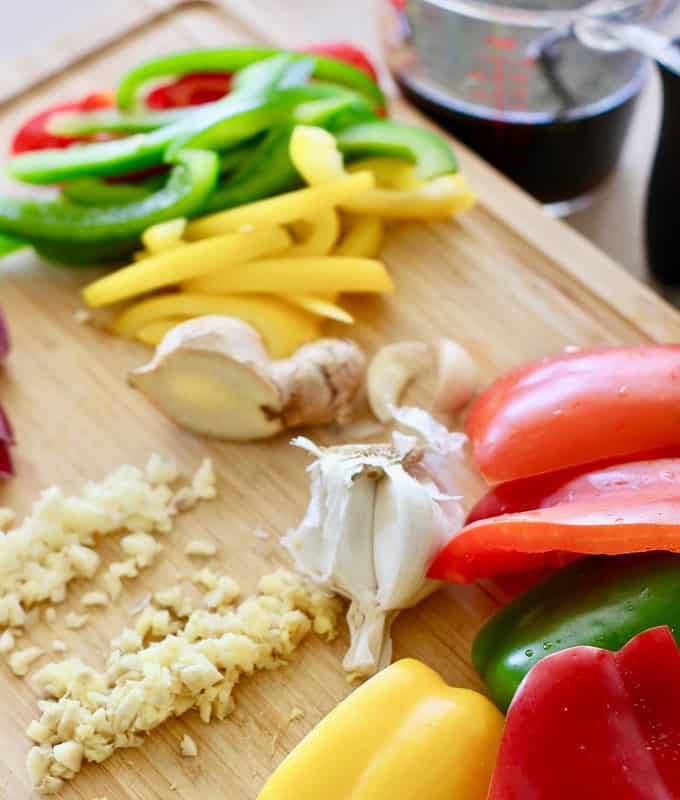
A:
[3,0,680,283]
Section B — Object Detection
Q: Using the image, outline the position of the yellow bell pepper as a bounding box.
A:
[141,217,187,255]
[341,174,477,219]
[185,172,374,240]
[257,659,504,800]
[183,257,394,296]
[287,209,340,256]
[82,226,291,308]
[334,215,384,258]
[290,125,345,185]
[109,293,320,358]
[134,317,187,346]
[284,294,354,324]
[348,157,422,190]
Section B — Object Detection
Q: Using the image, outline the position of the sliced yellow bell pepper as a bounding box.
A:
[134,317,186,346]
[185,172,374,240]
[110,293,320,358]
[341,174,477,219]
[287,209,340,256]
[141,217,187,255]
[257,658,503,800]
[183,257,394,296]
[347,157,421,190]
[290,125,345,184]
[334,215,384,258]
[82,226,291,308]
[284,294,354,324]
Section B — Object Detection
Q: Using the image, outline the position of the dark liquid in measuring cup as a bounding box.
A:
[396,76,640,204]
[386,0,647,205]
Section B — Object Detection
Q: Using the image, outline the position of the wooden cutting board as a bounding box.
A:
[2,2,680,799]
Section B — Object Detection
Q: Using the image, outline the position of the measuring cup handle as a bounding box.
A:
[646,41,680,286]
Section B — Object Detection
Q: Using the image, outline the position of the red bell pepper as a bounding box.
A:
[302,42,379,82]
[488,626,680,799]
[0,307,9,363]
[429,483,680,583]
[466,345,680,483]
[468,450,680,522]
[11,91,114,154]
[145,72,233,109]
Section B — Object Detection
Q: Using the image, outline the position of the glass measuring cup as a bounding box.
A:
[381,0,669,213]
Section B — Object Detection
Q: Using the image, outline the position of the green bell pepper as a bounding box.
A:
[0,232,29,257]
[473,551,680,712]
[46,107,191,137]
[6,54,302,185]
[61,178,156,206]
[205,124,300,214]
[0,148,217,245]
[337,121,458,180]
[116,46,386,111]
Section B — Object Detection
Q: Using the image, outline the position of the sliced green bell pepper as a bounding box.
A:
[0,232,29,257]
[61,178,155,206]
[205,124,300,214]
[473,551,680,712]
[116,47,385,111]
[337,121,458,179]
[7,54,302,185]
[0,148,217,244]
[46,106,191,137]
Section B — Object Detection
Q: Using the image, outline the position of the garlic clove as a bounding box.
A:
[432,338,480,414]
[367,341,432,423]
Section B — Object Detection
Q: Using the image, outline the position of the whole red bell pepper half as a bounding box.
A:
[428,479,680,583]
[466,345,680,483]
[488,626,680,799]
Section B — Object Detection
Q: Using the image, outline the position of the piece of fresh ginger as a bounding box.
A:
[129,316,366,441]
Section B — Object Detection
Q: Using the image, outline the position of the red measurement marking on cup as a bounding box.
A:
[485,35,517,50]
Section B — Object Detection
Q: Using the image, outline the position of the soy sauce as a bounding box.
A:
[396,75,641,204]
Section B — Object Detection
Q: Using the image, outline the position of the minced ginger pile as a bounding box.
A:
[0,455,340,795]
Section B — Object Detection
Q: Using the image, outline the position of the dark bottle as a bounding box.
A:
[646,44,680,286]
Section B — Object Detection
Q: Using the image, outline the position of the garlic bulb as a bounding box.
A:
[283,407,484,679]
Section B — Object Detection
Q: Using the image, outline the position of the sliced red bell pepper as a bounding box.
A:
[488,626,680,799]
[11,91,114,154]
[466,345,680,483]
[145,72,233,109]
[0,307,9,363]
[302,42,379,82]
[467,450,680,523]
[429,485,680,583]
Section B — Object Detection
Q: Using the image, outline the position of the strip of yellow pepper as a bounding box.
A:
[257,659,504,800]
[82,226,291,308]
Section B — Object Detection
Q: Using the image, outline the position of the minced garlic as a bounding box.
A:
[81,592,108,609]
[9,646,44,676]
[0,629,15,653]
[64,613,89,630]
[0,456,215,634]
[184,539,217,557]
[180,734,198,758]
[26,569,341,794]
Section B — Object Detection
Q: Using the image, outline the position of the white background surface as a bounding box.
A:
[4,0,680,281]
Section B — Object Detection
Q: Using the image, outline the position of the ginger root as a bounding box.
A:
[129,316,366,441]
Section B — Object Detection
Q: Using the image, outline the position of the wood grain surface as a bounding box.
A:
[2,2,680,799]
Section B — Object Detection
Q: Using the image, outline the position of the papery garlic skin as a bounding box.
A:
[284,412,482,679]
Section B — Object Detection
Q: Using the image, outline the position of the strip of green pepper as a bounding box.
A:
[472,551,680,712]
[61,178,155,206]
[0,149,217,244]
[205,124,300,214]
[0,232,29,257]
[47,107,191,137]
[337,121,458,179]
[7,54,302,185]
[116,46,385,111]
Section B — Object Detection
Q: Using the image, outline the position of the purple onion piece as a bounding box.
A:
[0,405,14,445]
[0,308,9,363]
[0,439,13,479]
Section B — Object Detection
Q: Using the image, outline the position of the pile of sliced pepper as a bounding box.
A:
[0,44,468,270]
